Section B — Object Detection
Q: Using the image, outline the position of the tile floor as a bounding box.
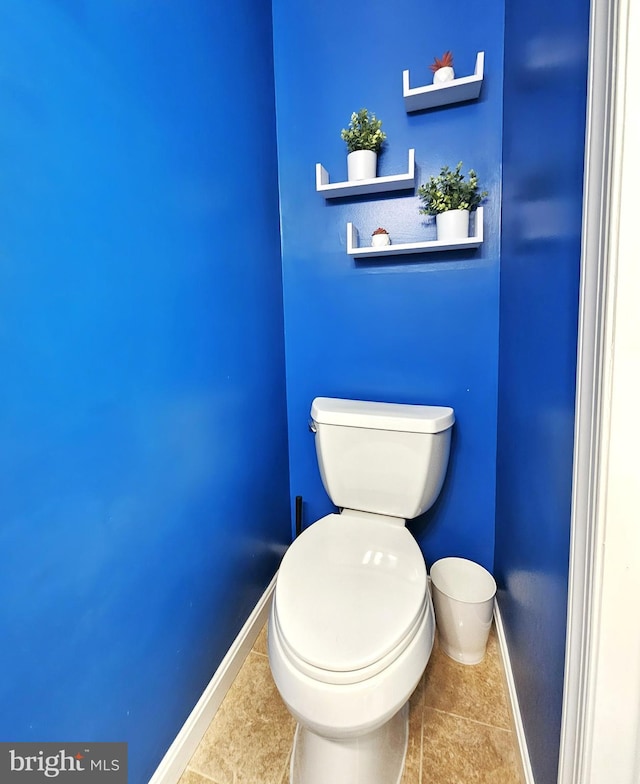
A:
[178,623,524,784]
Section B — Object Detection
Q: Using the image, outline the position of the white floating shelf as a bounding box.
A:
[316,149,416,198]
[403,52,484,112]
[346,208,484,258]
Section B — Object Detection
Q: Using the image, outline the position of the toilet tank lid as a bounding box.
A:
[311,397,455,434]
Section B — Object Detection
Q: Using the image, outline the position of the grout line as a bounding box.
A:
[183,765,219,783]
[426,706,514,733]
[280,751,292,784]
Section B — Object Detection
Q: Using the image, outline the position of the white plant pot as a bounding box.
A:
[436,209,470,241]
[371,233,391,247]
[347,150,377,181]
[433,66,455,84]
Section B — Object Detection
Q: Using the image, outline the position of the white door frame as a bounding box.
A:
[559,0,640,781]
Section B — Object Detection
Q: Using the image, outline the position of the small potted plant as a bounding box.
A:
[430,50,455,84]
[371,227,391,248]
[341,108,387,182]
[418,162,487,241]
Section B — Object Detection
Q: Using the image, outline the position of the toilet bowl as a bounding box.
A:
[268,397,454,784]
[269,512,435,784]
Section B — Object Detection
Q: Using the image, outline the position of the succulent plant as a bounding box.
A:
[429,50,454,73]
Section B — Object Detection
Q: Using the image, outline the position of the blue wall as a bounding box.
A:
[495,1,590,782]
[272,0,504,570]
[0,3,290,783]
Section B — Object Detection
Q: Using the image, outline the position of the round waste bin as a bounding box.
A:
[430,557,496,665]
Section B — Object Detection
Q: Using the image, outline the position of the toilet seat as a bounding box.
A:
[272,590,428,685]
[273,511,428,684]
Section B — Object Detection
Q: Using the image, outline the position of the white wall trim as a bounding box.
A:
[557,0,617,778]
[494,602,535,784]
[560,0,640,782]
[148,575,277,784]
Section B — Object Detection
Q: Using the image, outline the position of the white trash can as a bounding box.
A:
[430,557,497,665]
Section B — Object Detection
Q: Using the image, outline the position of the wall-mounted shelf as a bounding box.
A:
[403,52,484,112]
[316,149,416,198]
[346,208,484,258]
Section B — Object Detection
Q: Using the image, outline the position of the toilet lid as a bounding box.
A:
[274,512,427,674]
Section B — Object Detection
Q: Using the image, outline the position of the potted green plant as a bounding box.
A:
[341,108,387,182]
[430,50,455,84]
[418,162,487,240]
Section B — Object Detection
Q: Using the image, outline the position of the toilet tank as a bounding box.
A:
[310,397,455,520]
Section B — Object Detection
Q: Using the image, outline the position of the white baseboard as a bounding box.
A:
[148,574,277,784]
[494,600,536,784]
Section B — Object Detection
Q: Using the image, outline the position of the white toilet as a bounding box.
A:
[268,397,455,784]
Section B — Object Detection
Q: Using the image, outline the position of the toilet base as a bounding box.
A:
[290,701,409,784]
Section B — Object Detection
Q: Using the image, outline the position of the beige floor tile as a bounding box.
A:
[423,627,512,730]
[189,650,295,784]
[421,708,521,784]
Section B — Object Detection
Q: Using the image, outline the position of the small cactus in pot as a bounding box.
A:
[371,227,391,247]
[430,50,455,84]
